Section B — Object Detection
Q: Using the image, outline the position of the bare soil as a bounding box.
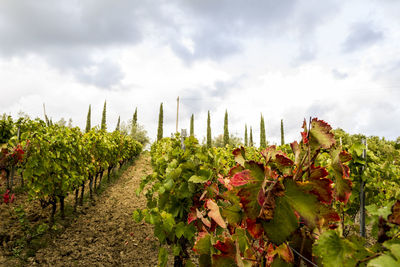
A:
[1,154,173,266]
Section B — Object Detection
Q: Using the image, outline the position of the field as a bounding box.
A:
[1,115,400,267]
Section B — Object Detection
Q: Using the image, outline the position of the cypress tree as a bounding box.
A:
[223,110,229,146]
[101,101,107,131]
[260,114,266,149]
[249,127,254,147]
[190,114,194,137]
[157,103,163,141]
[133,107,138,126]
[85,105,91,133]
[244,124,248,146]
[281,119,285,145]
[131,108,138,135]
[207,111,212,148]
[115,116,120,131]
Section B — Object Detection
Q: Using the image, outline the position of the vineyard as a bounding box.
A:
[1,113,400,266]
[134,118,400,266]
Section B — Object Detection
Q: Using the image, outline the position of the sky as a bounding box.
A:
[1,0,400,145]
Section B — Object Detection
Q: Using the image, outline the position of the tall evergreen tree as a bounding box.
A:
[190,114,194,137]
[223,110,229,146]
[249,127,254,147]
[115,116,120,131]
[157,103,163,141]
[281,119,285,146]
[133,107,138,126]
[85,104,91,133]
[260,114,266,148]
[244,124,248,146]
[207,111,212,148]
[101,101,107,131]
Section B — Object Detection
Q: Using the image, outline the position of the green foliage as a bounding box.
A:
[223,110,229,146]
[85,105,91,133]
[281,119,284,145]
[244,124,248,147]
[213,134,242,148]
[207,111,211,148]
[249,126,254,147]
[157,103,163,141]
[260,114,266,148]
[101,101,107,131]
[190,114,194,137]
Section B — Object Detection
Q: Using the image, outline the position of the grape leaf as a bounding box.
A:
[388,200,400,225]
[309,118,336,149]
[330,147,352,204]
[207,199,227,228]
[263,196,299,244]
[193,232,211,255]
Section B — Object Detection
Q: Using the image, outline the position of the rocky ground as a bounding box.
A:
[1,154,174,266]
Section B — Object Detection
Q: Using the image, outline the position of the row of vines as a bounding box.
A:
[135,118,400,266]
[0,115,142,221]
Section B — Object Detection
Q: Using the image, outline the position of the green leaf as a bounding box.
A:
[193,232,211,255]
[189,175,209,183]
[175,222,185,238]
[263,196,298,244]
[309,118,335,149]
[161,212,175,232]
[173,244,181,256]
[283,179,320,228]
[367,254,399,267]
[313,230,361,267]
[158,247,168,267]
[132,209,143,222]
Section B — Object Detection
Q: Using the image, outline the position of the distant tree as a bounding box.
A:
[190,114,194,137]
[56,118,67,127]
[249,126,254,147]
[213,134,242,147]
[281,119,285,145]
[157,103,163,141]
[115,116,120,131]
[260,114,266,149]
[101,101,107,131]
[223,110,229,146]
[133,107,138,127]
[85,105,91,133]
[207,111,212,148]
[67,118,73,128]
[244,124,248,146]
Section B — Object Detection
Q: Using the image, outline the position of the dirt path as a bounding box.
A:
[31,154,162,266]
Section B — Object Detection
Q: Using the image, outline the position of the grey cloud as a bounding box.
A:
[332,69,348,80]
[342,22,384,53]
[74,59,124,88]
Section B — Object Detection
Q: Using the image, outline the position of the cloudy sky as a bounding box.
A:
[1,0,400,144]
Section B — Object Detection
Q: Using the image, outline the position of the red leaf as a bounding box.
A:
[339,150,352,163]
[230,170,252,187]
[188,207,197,224]
[246,218,264,239]
[207,199,226,228]
[275,153,294,167]
[331,148,352,204]
[3,190,10,204]
[213,238,235,254]
[388,200,400,225]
